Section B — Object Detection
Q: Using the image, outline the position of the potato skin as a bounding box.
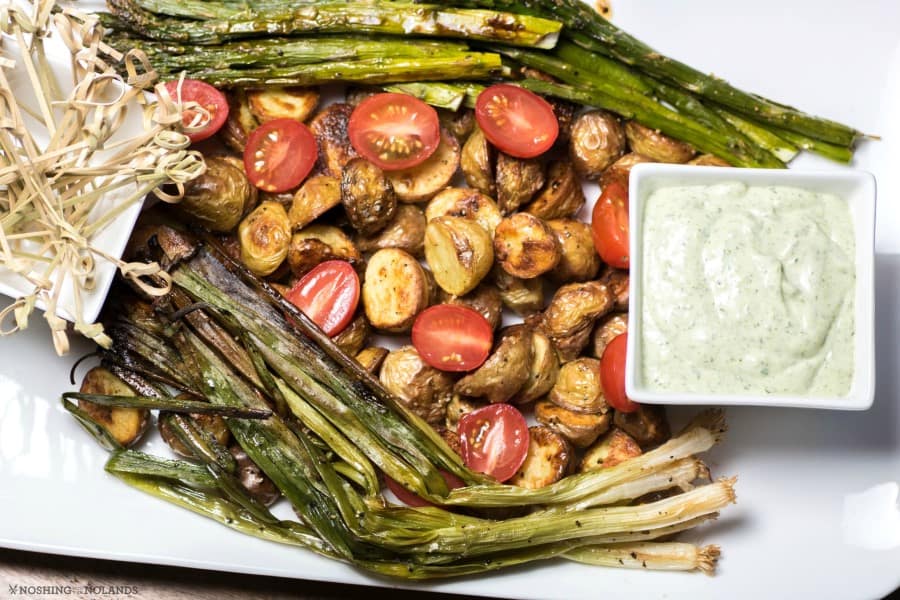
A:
[425,188,503,239]
[591,312,628,359]
[495,153,545,215]
[230,444,281,506]
[363,248,429,333]
[579,427,642,471]
[445,394,485,432]
[356,203,427,257]
[517,329,559,404]
[288,224,361,278]
[508,426,573,489]
[491,266,544,316]
[308,103,359,178]
[221,89,257,153]
[177,156,254,233]
[546,218,601,283]
[78,366,149,447]
[248,86,319,123]
[238,201,291,277]
[424,216,494,296]
[524,160,586,220]
[158,411,231,459]
[460,126,495,196]
[534,399,611,448]
[288,175,341,231]
[613,405,671,448]
[540,281,615,362]
[569,110,627,179]
[689,153,731,166]
[437,283,504,331]
[600,152,653,190]
[493,213,561,280]
[624,121,695,163]
[386,128,460,203]
[597,266,629,312]
[340,158,397,236]
[454,324,532,404]
[331,312,370,356]
[549,357,607,414]
[379,346,455,424]
[439,108,476,144]
[356,346,389,375]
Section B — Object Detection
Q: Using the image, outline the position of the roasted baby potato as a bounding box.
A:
[591,312,628,358]
[308,103,359,178]
[363,248,429,332]
[624,121,695,163]
[176,156,255,233]
[490,265,544,316]
[508,426,572,489]
[379,346,455,424]
[356,203,427,257]
[78,366,149,447]
[355,346,389,375]
[540,281,614,362]
[439,108,476,144]
[600,152,653,190]
[230,444,280,506]
[569,110,627,179]
[598,266,629,311]
[424,216,494,296]
[517,329,560,404]
[158,411,231,459]
[437,283,504,331]
[445,394,485,431]
[340,157,397,236]
[534,399,611,448]
[460,126,495,196]
[524,159,586,220]
[613,405,671,448]
[546,218,601,282]
[425,187,503,239]
[689,153,731,166]
[454,324,532,404]
[288,224,361,277]
[386,128,460,203]
[221,89,257,153]
[549,357,607,414]
[247,86,319,123]
[579,427,642,471]
[493,213,561,279]
[345,86,379,106]
[549,98,578,143]
[439,426,463,457]
[331,313,370,356]
[495,152,545,214]
[288,175,341,231]
[238,201,291,277]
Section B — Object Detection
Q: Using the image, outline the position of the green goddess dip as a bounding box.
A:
[640,181,855,396]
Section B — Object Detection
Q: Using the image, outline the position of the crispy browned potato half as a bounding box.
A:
[624,121,695,163]
[363,248,429,332]
[495,152,545,215]
[424,216,494,296]
[176,156,255,233]
[597,266,629,312]
[340,157,397,236]
[517,329,559,404]
[445,394,486,432]
[689,154,731,166]
[238,201,291,277]
[355,346,389,375]
[379,346,456,425]
[288,175,341,231]
[221,89,258,154]
[546,218,601,283]
[508,426,573,489]
[247,86,319,123]
[308,103,359,178]
[386,128,460,203]
[491,266,544,316]
[613,405,672,448]
[356,203,427,257]
[592,311,628,358]
[540,280,615,362]
[454,324,532,404]
[425,188,503,239]
[439,108,476,144]
[437,283,504,331]
[78,367,149,447]
[534,399,611,448]
[569,110,627,179]
[494,213,561,280]
[331,312,370,356]
[579,427,643,471]
[230,444,281,506]
[158,411,231,459]
[524,159,586,220]
[288,224,361,277]
[460,126,495,196]
[550,357,608,414]
[600,152,654,190]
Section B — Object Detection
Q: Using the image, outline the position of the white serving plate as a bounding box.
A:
[2,1,900,599]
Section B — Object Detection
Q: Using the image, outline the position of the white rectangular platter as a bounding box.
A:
[2,1,899,599]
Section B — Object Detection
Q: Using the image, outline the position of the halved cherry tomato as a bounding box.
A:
[243,118,317,193]
[591,181,630,269]
[285,260,359,336]
[600,332,638,413]
[163,79,228,143]
[383,470,465,508]
[348,93,440,171]
[411,304,493,372]
[474,84,558,159]
[458,404,529,482]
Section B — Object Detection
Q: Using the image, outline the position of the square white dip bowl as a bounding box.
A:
[625,163,876,410]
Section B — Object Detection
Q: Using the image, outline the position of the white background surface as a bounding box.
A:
[2,1,899,599]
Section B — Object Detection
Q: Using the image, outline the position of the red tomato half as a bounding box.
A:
[411,305,493,372]
[243,118,317,193]
[591,181,630,269]
[458,404,529,482]
[285,260,359,336]
[348,93,441,171]
[164,79,228,143]
[600,333,638,413]
[475,84,558,159]
[383,470,466,508]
